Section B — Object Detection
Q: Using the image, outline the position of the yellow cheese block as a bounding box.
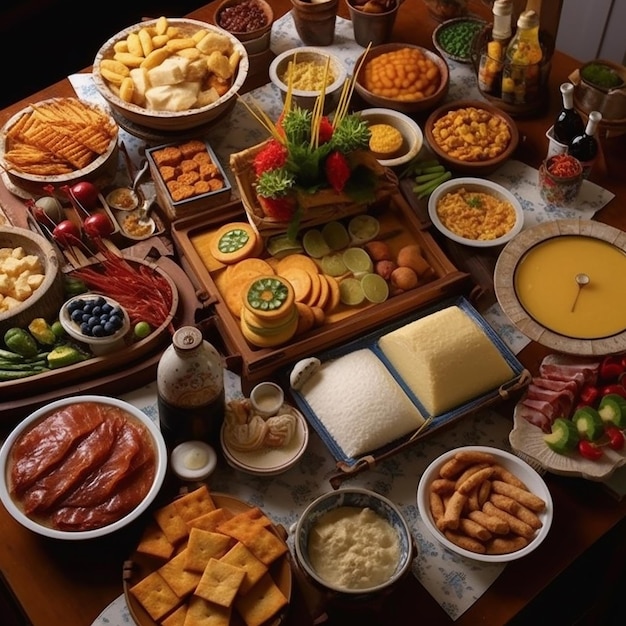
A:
[378,306,514,416]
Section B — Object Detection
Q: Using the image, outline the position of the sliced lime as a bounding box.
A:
[266,234,303,258]
[348,214,380,244]
[302,229,331,258]
[322,221,350,251]
[339,277,365,306]
[361,273,389,303]
[321,252,348,277]
[342,247,374,276]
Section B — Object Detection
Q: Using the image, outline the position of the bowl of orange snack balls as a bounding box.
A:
[424,99,519,175]
[353,43,449,114]
[92,17,249,133]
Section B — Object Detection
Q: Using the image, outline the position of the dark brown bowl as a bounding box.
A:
[424,99,519,175]
[354,43,449,114]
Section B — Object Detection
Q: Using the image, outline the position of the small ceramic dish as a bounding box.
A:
[358,107,423,168]
[417,445,553,562]
[427,177,524,248]
[432,17,486,64]
[213,0,274,54]
[220,403,309,476]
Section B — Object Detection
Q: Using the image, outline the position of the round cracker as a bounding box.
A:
[281,266,312,303]
[323,274,341,312]
[276,253,320,277]
[230,257,274,280]
[313,271,329,309]
[295,302,316,335]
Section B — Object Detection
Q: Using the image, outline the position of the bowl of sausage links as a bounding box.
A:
[424,99,519,175]
[417,446,553,562]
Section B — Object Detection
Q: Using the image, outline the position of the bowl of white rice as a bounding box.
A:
[293,488,414,596]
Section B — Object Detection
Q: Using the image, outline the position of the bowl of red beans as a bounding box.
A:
[213,0,274,54]
[538,153,584,207]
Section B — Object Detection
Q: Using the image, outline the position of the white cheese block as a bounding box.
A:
[147,56,190,86]
[300,348,425,458]
[145,82,200,112]
[378,306,514,416]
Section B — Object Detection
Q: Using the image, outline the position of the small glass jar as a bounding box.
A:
[538,154,583,206]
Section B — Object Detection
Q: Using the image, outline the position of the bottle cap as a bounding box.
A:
[170,441,217,481]
[560,83,573,95]
[517,9,539,29]
[172,326,203,353]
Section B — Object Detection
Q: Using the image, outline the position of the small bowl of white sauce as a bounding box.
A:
[293,487,414,597]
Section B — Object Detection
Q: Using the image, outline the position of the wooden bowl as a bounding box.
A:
[0,227,64,339]
[92,18,249,133]
[0,98,119,197]
[424,99,519,175]
[354,43,449,114]
[213,0,274,53]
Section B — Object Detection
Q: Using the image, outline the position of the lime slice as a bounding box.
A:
[348,214,380,244]
[342,247,374,276]
[321,253,348,277]
[322,221,350,251]
[361,273,389,303]
[302,229,331,258]
[266,234,303,258]
[339,277,365,306]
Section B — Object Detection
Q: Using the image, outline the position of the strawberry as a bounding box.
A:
[325,151,351,192]
[317,116,334,144]
[258,195,297,221]
[253,140,288,177]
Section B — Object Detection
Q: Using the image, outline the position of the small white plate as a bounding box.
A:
[220,404,309,476]
[417,445,553,562]
[428,177,524,248]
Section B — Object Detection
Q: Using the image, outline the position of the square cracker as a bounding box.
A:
[129,570,181,622]
[188,508,229,533]
[185,528,233,573]
[235,573,288,626]
[158,548,202,598]
[161,603,187,626]
[217,517,287,566]
[154,502,189,545]
[195,558,245,607]
[173,485,216,522]
[185,595,231,626]
[136,522,176,560]
[220,542,268,595]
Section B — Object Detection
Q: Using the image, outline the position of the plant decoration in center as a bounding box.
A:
[236,51,392,239]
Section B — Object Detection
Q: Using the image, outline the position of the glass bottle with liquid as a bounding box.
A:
[477,0,513,94]
[553,83,585,144]
[568,110,602,179]
[157,326,225,449]
[501,9,543,104]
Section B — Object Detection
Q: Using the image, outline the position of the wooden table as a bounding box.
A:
[1,1,626,625]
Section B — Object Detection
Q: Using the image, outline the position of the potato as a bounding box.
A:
[390,266,418,291]
[364,240,391,262]
[375,259,397,280]
[396,244,431,276]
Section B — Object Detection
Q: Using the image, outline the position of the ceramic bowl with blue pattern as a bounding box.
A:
[293,487,414,595]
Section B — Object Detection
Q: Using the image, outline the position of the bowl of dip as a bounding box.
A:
[269,47,348,114]
[293,487,414,596]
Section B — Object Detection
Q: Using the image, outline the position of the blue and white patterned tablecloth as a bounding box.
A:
[63,13,616,626]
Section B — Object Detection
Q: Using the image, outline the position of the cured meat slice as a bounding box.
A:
[22,416,123,514]
[10,403,107,494]
[61,420,143,508]
[52,442,156,531]
[539,361,600,388]
[526,383,575,418]
[531,377,579,395]
[516,403,553,432]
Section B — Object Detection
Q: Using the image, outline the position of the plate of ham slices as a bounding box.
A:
[510,354,626,481]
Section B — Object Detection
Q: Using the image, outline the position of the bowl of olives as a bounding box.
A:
[59,294,130,355]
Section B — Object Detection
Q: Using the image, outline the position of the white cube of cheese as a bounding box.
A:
[1,295,21,311]
[11,272,32,300]
[21,254,42,272]
[0,273,9,293]
[1,257,22,277]
[10,247,25,259]
[145,82,200,111]
[130,67,150,106]
[27,273,45,290]
[147,56,190,86]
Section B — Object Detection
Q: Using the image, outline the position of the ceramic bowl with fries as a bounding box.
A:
[92,17,249,133]
[417,445,553,563]
[0,97,119,197]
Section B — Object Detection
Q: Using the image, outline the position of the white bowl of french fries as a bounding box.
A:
[0,97,119,196]
[92,17,249,133]
[417,446,553,562]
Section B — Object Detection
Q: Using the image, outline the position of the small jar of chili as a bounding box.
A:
[538,153,583,206]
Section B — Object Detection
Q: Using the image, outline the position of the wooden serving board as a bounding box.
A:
[171,194,471,391]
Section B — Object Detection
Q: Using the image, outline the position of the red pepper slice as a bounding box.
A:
[605,426,625,451]
[600,356,624,382]
[600,384,626,399]
[579,384,601,407]
[578,440,603,460]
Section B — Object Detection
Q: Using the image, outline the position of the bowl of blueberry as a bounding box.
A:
[59,294,130,355]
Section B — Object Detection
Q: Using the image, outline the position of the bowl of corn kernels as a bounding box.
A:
[353,43,449,114]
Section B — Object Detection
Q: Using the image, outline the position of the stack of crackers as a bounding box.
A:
[2,98,117,176]
[128,485,289,626]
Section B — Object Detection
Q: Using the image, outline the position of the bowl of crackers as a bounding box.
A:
[124,485,291,625]
[424,99,519,175]
[92,16,249,133]
[0,97,119,196]
[0,394,167,541]
[416,446,553,562]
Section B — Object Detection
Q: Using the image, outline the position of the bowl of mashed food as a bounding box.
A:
[293,487,414,596]
[0,395,167,540]
[269,47,348,114]
[427,177,524,248]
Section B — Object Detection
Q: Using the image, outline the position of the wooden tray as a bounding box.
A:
[171,193,471,390]
[123,492,292,626]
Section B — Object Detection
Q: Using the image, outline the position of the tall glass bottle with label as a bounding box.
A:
[568,110,602,179]
[157,326,225,449]
[477,0,513,95]
[501,9,543,104]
